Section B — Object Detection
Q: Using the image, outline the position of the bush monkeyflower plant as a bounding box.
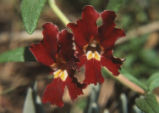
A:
[30,5,125,107]
[1,0,158,112]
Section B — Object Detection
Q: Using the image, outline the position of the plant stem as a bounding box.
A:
[103,69,159,102]
[48,0,70,26]
[115,75,159,102]
[117,74,145,94]
[103,67,145,94]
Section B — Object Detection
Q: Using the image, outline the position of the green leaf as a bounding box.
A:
[0,47,35,62]
[135,93,159,113]
[147,72,159,91]
[21,0,46,34]
[0,48,25,62]
[106,0,127,12]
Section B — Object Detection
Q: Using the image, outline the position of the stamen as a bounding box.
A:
[53,69,68,81]
[94,51,101,61]
[60,70,68,81]
[86,51,101,61]
[86,51,93,60]
[54,69,62,78]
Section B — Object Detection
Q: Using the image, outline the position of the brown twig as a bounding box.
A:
[116,21,159,44]
[0,30,42,44]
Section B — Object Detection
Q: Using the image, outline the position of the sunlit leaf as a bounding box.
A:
[147,72,159,91]
[135,93,159,113]
[21,0,46,34]
[0,47,35,62]
[0,48,25,62]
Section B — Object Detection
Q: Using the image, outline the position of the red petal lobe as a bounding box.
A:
[101,28,125,49]
[30,43,54,66]
[42,23,58,58]
[101,56,122,75]
[82,56,104,85]
[97,11,116,42]
[42,78,65,107]
[66,77,83,100]
[58,30,74,61]
[101,10,116,27]
[67,6,99,48]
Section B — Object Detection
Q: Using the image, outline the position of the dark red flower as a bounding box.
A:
[30,23,84,107]
[67,5,125,85]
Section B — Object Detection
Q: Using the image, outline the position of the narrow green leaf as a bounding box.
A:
[0,47,35,62]
[135,93,159,113]
[21,0,46,34]
[106,0,127,12]
[147,72,159,91]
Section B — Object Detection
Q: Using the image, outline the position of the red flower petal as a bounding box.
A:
[30,43,54,66]
[97,11,116,42]
[67,6,99,47]
[42,78,65,107]
[42,23,58,59]
[79,55,104,85]
[77,54,87,68]
[30,23,59,66]
[66,77,83,100]
[101,10,116,28]
[100,28,125,50]
[58,30,74,61]
[101,55,122,75]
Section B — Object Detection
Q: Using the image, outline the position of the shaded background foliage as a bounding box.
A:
[0,0,159,113]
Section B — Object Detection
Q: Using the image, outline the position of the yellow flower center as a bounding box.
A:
[53,69,68,81]
[86,51,101,61]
